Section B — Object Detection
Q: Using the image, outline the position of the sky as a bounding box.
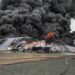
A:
[70,18,75,32]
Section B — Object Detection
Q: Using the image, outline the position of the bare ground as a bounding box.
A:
[0,52,68,65]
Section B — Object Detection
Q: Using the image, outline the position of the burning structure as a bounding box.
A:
[0,37,75,53]
[0,0,75,46]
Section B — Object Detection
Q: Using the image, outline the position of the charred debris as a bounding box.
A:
[0,0,75,46]
[0,37,75,53]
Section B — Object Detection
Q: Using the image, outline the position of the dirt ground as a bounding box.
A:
[0,57,75,75]
[0,52,67,65]
[0,52,75,75]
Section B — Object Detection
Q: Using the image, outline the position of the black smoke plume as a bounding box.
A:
[0,0,75,45]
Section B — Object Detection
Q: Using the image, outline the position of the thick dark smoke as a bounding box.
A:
[70,0,75,18]
[0,0,21,10]
[0,0,75,45]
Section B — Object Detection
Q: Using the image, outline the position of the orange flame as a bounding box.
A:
[45,32,56,39]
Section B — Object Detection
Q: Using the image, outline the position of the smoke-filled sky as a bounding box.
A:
[0,0,75,45]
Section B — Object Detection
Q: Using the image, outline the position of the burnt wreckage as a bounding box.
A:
[0,37,75,53]
[0,0,75,46]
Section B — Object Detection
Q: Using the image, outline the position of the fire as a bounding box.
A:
[45,32,56,39]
